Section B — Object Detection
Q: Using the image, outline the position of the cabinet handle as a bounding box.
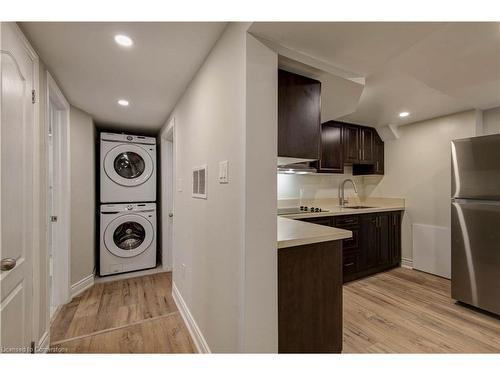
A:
[344,262,355,267]
[341,219,357,224]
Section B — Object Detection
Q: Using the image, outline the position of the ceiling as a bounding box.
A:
[20,22,227,134]
[250,22,500,127]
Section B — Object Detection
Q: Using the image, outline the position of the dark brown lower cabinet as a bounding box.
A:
[278,240,343,353]
[300,211,402,283]
[337,211,401,282]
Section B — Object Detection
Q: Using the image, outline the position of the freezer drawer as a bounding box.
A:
[452,134,500,200]
[451,199,500,315]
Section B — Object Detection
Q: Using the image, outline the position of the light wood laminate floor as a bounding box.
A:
[50,272,195,353]
[343,267,500,353]
[51,268,500,353]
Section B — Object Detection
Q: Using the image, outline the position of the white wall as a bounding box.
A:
[242,34,278,352]
[69,106,96,284]
[368,110,477,261]
[483,106,500,135]
[162,23,278,353]
[165,23,244,352]
[278,166,364,202]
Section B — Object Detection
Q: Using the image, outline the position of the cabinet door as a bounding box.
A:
[373,132,384,174]
[278,69,321,160]
[389,211,402,265]
[334,215,360,280]
[360,127,375,163]
[377,213,390,266]
[343,125,360,164]
[360,214,378,269]
[319,121,344,173]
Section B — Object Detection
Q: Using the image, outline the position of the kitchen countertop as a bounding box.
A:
[278,197,405,219]
[277,216,352,249]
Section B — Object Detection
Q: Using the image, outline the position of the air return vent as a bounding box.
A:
[192,165,207,199]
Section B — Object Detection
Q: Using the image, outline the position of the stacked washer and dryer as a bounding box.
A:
[99,133,157,276]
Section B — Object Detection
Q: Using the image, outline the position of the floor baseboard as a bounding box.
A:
[172,282,210,353]
[94,265,165,284]
[401,257,413,269]
[70,274,95,299]
[37,331,50,353]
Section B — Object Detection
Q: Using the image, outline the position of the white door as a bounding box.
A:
[0,23,37,353]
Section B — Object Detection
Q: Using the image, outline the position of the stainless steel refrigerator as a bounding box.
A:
[451,133,500,316]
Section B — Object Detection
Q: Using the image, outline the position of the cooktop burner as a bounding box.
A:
[277,206,330,215]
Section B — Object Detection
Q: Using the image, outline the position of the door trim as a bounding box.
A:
[46,71,71,314]
[160,117,175,272]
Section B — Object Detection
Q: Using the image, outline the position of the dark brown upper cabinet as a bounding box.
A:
[359,127,374,163]
[317,121,344,173]
[343,124,360,165]
[373,131,384,174]
[343,123,376,164]
[278,69,321,160]
[336,121,384,175]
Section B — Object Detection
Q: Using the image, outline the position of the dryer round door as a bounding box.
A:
[104,214,154,258]
[104,144,154,187]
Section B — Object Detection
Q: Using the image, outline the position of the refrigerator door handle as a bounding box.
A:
[452,198,500,206]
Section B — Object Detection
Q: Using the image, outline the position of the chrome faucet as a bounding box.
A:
[338,179,358,207]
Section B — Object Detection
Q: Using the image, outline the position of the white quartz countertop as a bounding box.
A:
[278,197,405,219]
[277,216,352,249]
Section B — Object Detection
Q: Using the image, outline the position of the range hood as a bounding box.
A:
[277,157,317,174]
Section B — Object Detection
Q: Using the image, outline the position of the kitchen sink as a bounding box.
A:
[344,205,375,209]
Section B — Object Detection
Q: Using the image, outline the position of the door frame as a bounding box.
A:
[160,117,175,272]
[46,71,71,314]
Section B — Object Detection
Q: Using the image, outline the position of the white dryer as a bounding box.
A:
[100,203,157,276]
[100,132,156,203]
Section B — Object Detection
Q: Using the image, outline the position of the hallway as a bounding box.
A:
[50,273,195,353]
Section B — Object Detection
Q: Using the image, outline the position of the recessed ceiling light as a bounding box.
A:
[399,111,410,118]
[114,34,133,47]
[117,99,129,107]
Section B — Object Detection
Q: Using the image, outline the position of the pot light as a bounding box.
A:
[399,111,410,118]
[117,99,129,107]
[114,34,133,47]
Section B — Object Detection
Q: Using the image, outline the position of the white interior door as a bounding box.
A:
[46,72,70,318]
[0,23,36,353]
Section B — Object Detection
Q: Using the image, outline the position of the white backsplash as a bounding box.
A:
[277,166,383,203]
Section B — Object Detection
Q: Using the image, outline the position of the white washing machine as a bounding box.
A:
[100,203,157,276]
[100,132,156,203]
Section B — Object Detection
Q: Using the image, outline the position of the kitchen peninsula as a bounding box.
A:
[277,217,351,353]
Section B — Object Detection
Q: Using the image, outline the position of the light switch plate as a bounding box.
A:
[219,160,229,184]
[177,178,183,192]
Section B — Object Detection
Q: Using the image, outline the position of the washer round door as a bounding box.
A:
[104,214,154,258]
[104,143,154,187]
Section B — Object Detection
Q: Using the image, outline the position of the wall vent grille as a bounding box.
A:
[192,165,207,199]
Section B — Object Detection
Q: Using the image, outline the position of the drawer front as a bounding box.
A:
[300,216,332,226]
[334,215,359,227]
[341,226,359,250]
[343,253,359,275]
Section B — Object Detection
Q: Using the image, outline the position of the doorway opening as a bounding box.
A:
[46,72,71,318]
